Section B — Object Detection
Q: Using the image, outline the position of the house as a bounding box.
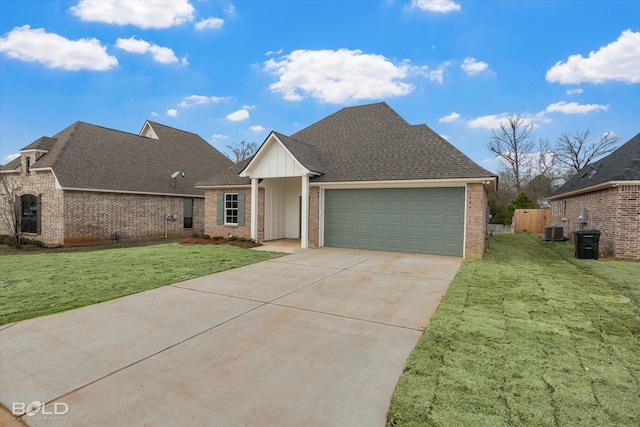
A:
[0,121,233,246]
[196,102,498,257]
[548,132,640,260]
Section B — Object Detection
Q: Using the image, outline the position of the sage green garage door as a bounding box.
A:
[324,188,465,256]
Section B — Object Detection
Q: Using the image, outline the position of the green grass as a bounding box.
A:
[388,233,640,427]
[0,243,272,324]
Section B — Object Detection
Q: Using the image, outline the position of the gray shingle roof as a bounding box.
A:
[197,102,496,186]
[0,157,21,172]
[23,136,57,151]
[197,158,252,187]
[550,132,640,197]
[1,121,233,196]
[272,132,324,174]
[294,102,495,182]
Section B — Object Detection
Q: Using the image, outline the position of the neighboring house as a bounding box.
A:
[197,102,497,257]
[0,121,233,246]
[548,132,640,260]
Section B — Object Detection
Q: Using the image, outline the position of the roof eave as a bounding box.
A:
[313,176,497,190]
[195,184,252,189]
[548,180,640,200]
[58,187,205,198]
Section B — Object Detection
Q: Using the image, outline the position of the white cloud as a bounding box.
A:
[116,37,178,64]
[411,0,461,13]
[467,113,537,130]
[263,48,431,103]
[151,112,159,117]
[412,61,450,84]
[0,25,117,71]
[439,112,460,123]
[5,153,21,162]
[166,109,179,117]
[545,101,608,114]
[546,29,640,84]
[181,56,189,66]
[242,104,257,110]
[461,57,489,75]
[195,17,224,30]
[224,3,237,16]
[211,134,228,141]
[467,114,506,129]
[70,0,195,29]
[266,49,283,56]
[226,109,249,121]
[566,88,584,95]
[249,125,265,132]
[178,95,229,107]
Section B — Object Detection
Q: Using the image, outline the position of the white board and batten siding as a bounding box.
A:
[243,136,310,178]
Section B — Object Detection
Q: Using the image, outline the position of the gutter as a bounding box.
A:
[548,180,640,200]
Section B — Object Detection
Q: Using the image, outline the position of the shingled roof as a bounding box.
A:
[198,102,495,186]
[1,121,233,196]
[550,132,640,198]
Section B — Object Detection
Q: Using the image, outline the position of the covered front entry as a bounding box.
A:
[324,187,465,256]
[240,131,320,249]
[263,177,302,241]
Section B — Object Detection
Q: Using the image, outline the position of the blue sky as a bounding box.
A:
[1,0,639,174]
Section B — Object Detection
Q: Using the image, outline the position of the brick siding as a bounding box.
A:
[64,191,204,243]
[0,169,65,246]
[308,186,319,247]
[551,185,640,260]
[204,188,265,240]
[465,183,488,257]
[0,164,204,246]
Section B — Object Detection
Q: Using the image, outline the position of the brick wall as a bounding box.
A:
[64,191,203,243]
[308,186,319,247]
[616,185,640,259]
[465,183,488,257]
[0,169,65,246]
[552,185,639,260]
[204,187,265,240]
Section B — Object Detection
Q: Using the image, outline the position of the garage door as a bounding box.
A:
[324,188,465,256]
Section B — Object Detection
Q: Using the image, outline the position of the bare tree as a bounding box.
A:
[0,175,22,249]
[554,130,620,173]
[488,114,536,193]
[226,140,259,163]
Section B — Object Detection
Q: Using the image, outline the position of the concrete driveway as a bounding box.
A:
[0,247,461,426]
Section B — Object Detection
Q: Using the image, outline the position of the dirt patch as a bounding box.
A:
[0,237,184,255]
[180,237,227,245]
[179,237,262,249]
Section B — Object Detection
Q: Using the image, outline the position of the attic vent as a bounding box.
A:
[143,129,158,139]
[140,123,159,140]
[580,168,597,179]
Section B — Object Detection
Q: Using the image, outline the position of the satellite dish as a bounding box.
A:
[171,171,180,179]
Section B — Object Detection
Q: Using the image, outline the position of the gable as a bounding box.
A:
[139,121,159,139]
[12,121,233,197]
[240,133,311,178]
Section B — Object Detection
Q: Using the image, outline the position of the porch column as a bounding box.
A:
[301,175,309,249]
[251,178,259,242]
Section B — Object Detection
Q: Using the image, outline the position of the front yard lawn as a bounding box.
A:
[0,243,272,324]
[388,233,640,426]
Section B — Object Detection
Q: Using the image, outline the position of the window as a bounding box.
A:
[183,198,193,229]
[216,192,244,226]
[26,157,31,174]
[21,194,38,234]
[225,193,238,224]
